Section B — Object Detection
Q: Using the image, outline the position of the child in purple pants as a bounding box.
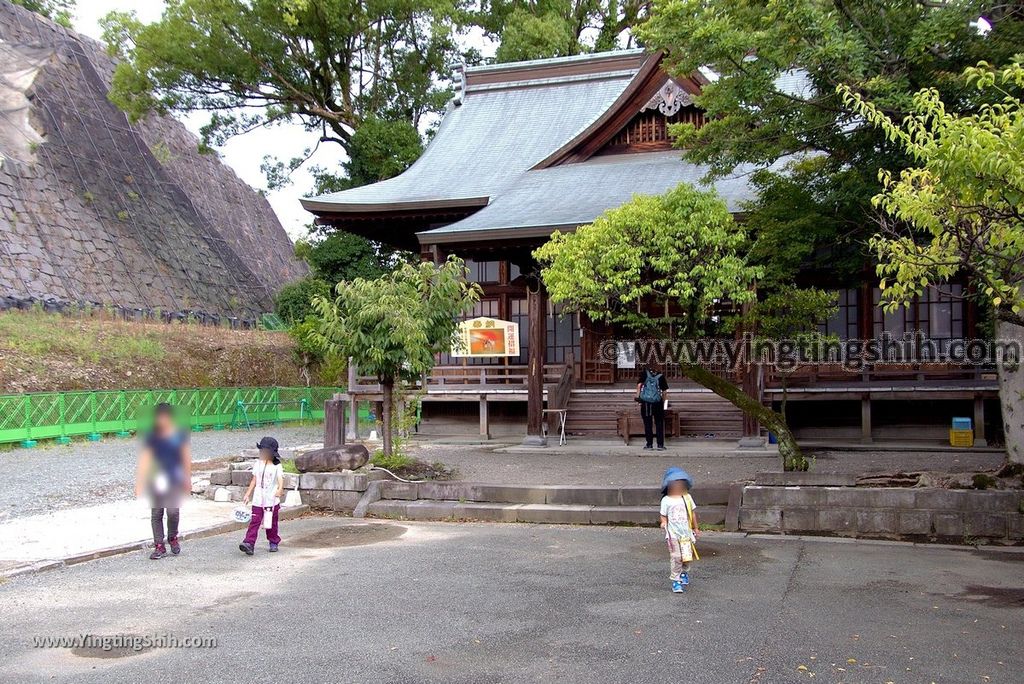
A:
[239,436,284,555]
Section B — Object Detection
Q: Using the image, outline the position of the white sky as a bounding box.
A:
[74,0,347,241]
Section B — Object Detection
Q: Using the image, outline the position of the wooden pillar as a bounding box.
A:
[973,395,987,447]
[346,358,358,441]
[523,280,547,446]
[324,399,345,447]
[479,394,490,439]
[860,395,873,444]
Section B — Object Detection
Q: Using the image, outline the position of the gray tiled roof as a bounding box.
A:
[301,50,781,241]
[300,53,641,213]
[423,151,761,236]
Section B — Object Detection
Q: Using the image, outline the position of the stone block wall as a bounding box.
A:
[0,2,305,319]
[739,486,1024,543]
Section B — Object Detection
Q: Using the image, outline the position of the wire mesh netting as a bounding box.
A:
[0,386,374,445]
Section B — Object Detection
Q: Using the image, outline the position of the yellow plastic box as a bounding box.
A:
[949,429,974,448]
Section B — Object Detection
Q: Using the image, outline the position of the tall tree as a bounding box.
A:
[842,59,1024,462]
[535,183,812,470]
[310,258,481,455]
[100,0,477,170]
[637,0,1024,282]
[483,0,649,62]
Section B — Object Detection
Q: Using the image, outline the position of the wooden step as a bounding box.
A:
[563,389,743,438]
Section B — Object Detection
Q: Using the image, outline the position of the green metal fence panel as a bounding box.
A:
[0,387,350,446]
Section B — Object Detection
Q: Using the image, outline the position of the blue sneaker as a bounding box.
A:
[680,572,689,587]
[671,579,684,593]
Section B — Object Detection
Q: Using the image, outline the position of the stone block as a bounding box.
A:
[299,472,368,492]
[191,479,210,495]
[294,444,369,472]
[824,488,879,508]
[589,506,656,526]
[818,509,858,534]
[897,510,932,536]
[516,504,593,525]
[475,485,548,505]
[367,500,409,519]
[1007,514,1024,540]
[209,470,232,486]
[304,489,334,510]
[914,489,967,511]
[932,512,963,537]
[452,502,522,523]
[738,508,782,532]
[781,508,819,532]
[697,505,726,526]
[963,512,1008,539]
[418,481,484,502]
[281,473,299,490]
[960,491,1023,513]
[380,481,420,500]
[871,489,917,509]
[619,487,661,506]
[231,470,253,486]
[545,486,619,507]
[694,485,732,506]
[333,490,363,512]
[404,500,458,520]
[854,509,897,535]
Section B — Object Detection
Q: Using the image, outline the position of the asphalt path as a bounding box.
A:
[1,517,1021,683]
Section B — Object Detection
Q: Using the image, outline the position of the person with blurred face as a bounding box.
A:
[135,403,191,559]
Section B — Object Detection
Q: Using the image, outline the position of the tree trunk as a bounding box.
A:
[680,362,807,471]
[381,377,394,457]
[995,318,1024,463]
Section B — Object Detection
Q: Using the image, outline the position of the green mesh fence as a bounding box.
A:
[0,387,373,446]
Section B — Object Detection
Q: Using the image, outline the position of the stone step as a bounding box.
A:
[378,481,732,507]
[366,500,726,526]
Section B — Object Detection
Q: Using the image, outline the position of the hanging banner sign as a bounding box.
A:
[451,317,520,357]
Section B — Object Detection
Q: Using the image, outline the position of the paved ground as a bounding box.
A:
[416,441,1005,487]
[0,425,323,521]
[1,517,1020,683]
[0,498,242,568]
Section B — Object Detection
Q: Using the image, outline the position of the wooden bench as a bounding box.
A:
[616,409,678,445]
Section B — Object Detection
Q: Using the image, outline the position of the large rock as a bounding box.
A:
[294,444,370,473]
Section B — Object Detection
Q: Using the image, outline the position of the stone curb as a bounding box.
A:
[0,505,310,580]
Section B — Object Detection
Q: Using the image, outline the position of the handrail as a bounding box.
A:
[548,352,575,410]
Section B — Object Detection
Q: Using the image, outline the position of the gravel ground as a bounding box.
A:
[0,425,324,522]
[2,518,1021,683]
[411,442,1007,487]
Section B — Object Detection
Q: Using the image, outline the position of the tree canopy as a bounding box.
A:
[309,258,481,454]
[101,0,476,157]
[637,0,1024,283]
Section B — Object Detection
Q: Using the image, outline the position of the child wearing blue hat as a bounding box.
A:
[660,467,700,593]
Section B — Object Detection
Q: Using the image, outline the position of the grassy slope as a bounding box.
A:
[0,310,312,393]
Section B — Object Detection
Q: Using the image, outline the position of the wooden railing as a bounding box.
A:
[764,362,992,387]
[547,353,575,410]
[351,364,568,391]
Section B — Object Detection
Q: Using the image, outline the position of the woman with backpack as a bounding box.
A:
[636,364,669,450]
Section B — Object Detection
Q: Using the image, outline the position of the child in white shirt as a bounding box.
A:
[239,436,285,555]
[660,467,700,593]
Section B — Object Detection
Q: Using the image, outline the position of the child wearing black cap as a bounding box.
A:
[239,436,284,555]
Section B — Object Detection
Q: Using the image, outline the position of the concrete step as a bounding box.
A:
[366,499,727,526]
[378,481,732,507]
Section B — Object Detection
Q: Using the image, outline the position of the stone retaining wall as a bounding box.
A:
[739,486,1024,543]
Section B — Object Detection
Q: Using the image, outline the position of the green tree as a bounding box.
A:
[534,183,809,469]
[100,0,474,175]
[273,276,331,325]
[485,0,648,63]
[841,59,1024,462]
[637,0,1024,293]
[310,258,481,455]
[12,0,74,27]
